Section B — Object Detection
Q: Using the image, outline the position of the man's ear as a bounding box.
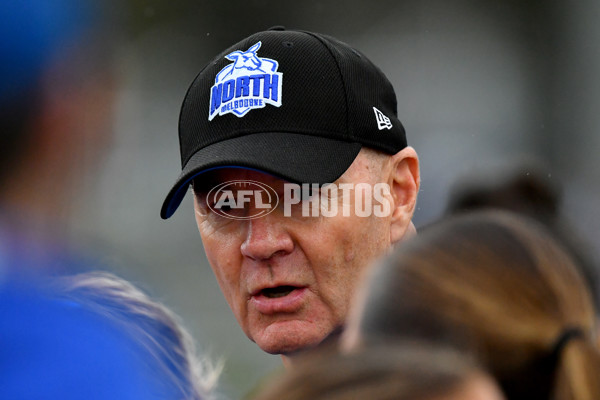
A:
[388,147,420,244]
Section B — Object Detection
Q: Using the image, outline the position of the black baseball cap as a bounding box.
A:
[161,26,407,219]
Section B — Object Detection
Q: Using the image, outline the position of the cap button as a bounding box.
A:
[268,25,286,31]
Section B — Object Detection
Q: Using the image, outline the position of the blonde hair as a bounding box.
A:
[55,271,222,400]
[354,210,600,400]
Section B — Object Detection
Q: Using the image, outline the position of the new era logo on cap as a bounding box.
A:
[373,107,392,130]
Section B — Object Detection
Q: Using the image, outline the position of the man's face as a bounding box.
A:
[193,152,397,355]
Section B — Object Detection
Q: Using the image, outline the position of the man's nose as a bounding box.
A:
[240,214,294,261]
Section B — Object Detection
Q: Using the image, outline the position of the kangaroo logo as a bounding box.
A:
[209,42,283,121]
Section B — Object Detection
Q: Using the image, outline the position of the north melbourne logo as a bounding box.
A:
[209,42,283,121]
[373,107,392,130]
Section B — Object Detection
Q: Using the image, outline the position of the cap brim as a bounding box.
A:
[160,132,362,219]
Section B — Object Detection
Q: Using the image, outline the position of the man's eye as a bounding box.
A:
[213,203,232,212]
[300,186,320,201]
[207,198,249,219]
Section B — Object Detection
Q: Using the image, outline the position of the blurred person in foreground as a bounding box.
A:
[160,27,420,365]
[0,4,223,398]
[251,341,505,400]
[55,271,222,399]
[444,159,600,311]
[342,210,600,400]
[0,0,117,275]
[0,271,220,399]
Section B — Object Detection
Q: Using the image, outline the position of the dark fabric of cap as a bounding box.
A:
[161,27,407,219]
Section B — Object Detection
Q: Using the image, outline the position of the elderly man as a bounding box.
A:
[161,27,420,363]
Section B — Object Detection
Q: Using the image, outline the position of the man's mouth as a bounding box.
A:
[250,285,308,314]
[259,286,298,298]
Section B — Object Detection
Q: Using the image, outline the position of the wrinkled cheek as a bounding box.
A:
[338,229,359,264]
[204,251,239,308]
[211,262,237,301]
[344,246,356,263]
[214,266,250,333]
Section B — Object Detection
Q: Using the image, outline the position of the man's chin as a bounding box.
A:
[252,320,331,355]
[256,335,324,355]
